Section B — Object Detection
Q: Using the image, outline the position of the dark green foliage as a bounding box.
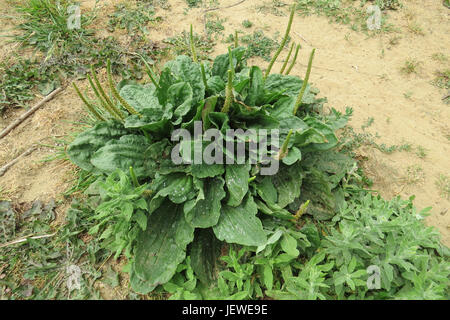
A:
[0,59,57,112]
[66,44,353,294]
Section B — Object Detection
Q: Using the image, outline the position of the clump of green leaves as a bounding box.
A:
[63,7,449,300]
[242,20,253,28]
[435,174,450,200]
[164,30,215,60]
[241,30,280,61]
[400,58,421,75]
[205,15,226,39]
[86,170,151,259]
[431,70,450,89]
[66,7,358,294]
[0,199,109,299]
[14,0,96,59]
[296,0,396,32]
[107,2,161,34]
[152,193,449,300]
[186,0,202,8]
[339,125,412,156]
[0,58,57,112]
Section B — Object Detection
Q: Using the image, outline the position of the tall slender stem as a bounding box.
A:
[277,129,293,160]
[73,83,105,121]
[107,59,141,117]
[264,3,296,79]
[129,166,140,187]
[280,42,295,74]
[190,24,198,63]
[200,63,208,91]
[285,43,301,75]
[139,54,160,89]
[87,74,123,121]
[293,48,315,115]
[221,70,234,113]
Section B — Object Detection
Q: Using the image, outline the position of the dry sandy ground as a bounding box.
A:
[0,0,449,249]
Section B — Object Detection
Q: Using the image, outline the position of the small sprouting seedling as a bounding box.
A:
[255,0,288,16]
[415,146,428,159]
[186,0,202,8]
[402,165,425,185]
[107,3,160,34]
[361,117,374,130]
[431,70,450,89]
[400,58,420,75]
[242,20,253,28]
[403,91,413,99]
[388,36,401,47]
[164,30,214,60]
[205,14,226,39]
[435,174,450,200]
[431,53,448,63]
[407,21,425,36]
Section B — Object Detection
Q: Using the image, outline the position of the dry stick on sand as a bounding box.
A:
[0,145,37,177]
[0,87,63,140]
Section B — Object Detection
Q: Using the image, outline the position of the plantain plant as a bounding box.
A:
[67,6,359,295]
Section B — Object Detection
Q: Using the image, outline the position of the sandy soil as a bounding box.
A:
[0,0,449,251]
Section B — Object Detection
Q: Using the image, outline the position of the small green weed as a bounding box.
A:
[432,53,448,63]
[431,70,450,89]
[107,2,161,34]
[435,174,450,200]
[241,30,280,61]
[164,30,215,60]
[242,20,253,28]
[400,58,420,75]
[256,0,289,16]
[185,0,202,8]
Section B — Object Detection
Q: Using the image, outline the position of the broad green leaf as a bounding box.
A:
[90,135,152,178]
[67,121,129,173]
[191,163,225,178]
[213,195,266,246]
[280,233,300,257]
[184,177,226,228]
[263,265,274,290]
[271,162,303,208]
[244,66,264,106]
[132,200,194,292]
[119,84,161,114]
[265,74,316,103]
[164,55,205,102]
[225,163,251,207]
[190,229,222,285]
[153,173,196,204]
